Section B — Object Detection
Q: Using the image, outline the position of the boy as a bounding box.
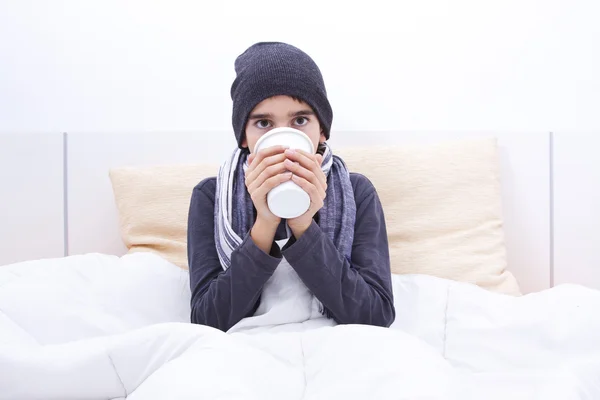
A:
[187,42,395,332]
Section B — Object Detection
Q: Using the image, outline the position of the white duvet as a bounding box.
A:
[1,252,599,399]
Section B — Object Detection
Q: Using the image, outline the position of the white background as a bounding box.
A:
[1,0,599,133]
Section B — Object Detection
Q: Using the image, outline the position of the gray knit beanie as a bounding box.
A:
[230,42,333,148]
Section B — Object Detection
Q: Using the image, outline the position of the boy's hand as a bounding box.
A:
[245,145,292,227]
[284,149,327,239]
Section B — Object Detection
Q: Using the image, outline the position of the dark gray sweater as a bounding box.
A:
[187,173,395,332]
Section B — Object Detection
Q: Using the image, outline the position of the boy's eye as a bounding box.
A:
[294,116,309,126]
[256,120,272,129]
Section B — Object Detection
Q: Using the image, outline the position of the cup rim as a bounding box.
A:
[253,127,314,154]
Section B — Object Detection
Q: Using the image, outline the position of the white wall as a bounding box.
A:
[0,133,65,265]
[1,0,599,133]
[554,132,600,289]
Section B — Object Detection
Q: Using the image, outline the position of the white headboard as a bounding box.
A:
[4,131,599,295]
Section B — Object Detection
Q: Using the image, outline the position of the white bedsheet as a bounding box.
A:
[1,253,599,399]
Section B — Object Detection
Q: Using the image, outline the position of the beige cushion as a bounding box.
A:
[109,137,521,295]
[337,138,520,295]
[109,164,219,270]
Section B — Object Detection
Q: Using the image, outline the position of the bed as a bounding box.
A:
[1,131,599,399]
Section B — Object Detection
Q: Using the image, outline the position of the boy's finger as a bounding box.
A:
[284,159,314,180]
[254,171,293,198]
[286,149,327,190]
[291,175,324,208]
[285,149,317,169]
[313,161,327,192]
[245,154,287,187]
[294,149,318,161]
[258,145,289,159]
[249,145,288,169]
[316,153,323,164]
[250,161,288,193]
[286,161,327,200]
[311,154,327,192]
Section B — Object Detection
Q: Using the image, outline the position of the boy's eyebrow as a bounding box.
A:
[248,110,315,119]
[289,110,315,117]
[248,112,274,120]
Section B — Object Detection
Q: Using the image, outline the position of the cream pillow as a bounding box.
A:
[109,137,520,295]
[109,164,218,270]
[337,138,520,295]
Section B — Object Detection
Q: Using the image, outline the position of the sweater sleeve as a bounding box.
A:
[281,174,395,327]
[187,178,282,332]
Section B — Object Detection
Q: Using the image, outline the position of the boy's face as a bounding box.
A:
[242,95,325,153]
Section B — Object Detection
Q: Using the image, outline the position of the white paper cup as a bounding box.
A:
[253,127,315,219]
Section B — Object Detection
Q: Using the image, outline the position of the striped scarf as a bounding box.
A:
[214,143,356,271]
